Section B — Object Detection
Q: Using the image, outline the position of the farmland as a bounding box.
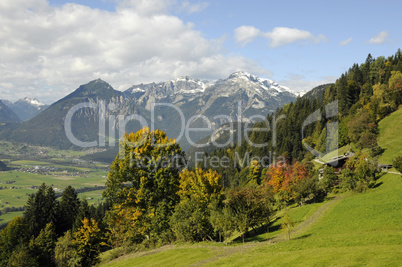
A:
[0,141,109,226]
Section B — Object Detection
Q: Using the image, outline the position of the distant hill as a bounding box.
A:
[302,83,333,102]
[1,79,144,150]
[0,160,8,171]
[0,100,20,123]
[1,98,48,121]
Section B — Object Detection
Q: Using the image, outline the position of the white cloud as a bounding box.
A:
[264,27,327,48]
[280,74,336,93]
[234,26,261,46]
[179,1,209,14]
[368,31,389,44]
[234,26,326,48]
[339,37,352,46]
[115,0,170,15]
[0,0,265,103]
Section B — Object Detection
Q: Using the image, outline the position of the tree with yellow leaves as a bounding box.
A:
[73,218,105,267]
[104,127,186,245]
[171,168,224,241]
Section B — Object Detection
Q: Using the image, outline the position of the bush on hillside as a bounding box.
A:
[393,156,402,173]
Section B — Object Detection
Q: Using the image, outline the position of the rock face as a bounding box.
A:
[126,71,296,116]
[1,72,298,151]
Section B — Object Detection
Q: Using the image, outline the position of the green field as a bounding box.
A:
[101,173,402,266]
[378,106,402,164]
[0,152,108,224]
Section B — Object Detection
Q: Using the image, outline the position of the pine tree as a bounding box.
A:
[58,186,81,234]
[24,183,58,237]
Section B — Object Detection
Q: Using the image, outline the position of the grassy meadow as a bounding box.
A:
[378,106,402,164]
[101,173,402,266]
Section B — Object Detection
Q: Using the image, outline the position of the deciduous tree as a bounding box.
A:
[104,128,186,244]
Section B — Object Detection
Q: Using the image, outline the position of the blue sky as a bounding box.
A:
[0,0,401,103]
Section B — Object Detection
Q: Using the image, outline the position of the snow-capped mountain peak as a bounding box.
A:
[18,97,46,107]
[130,87,146,93]
[227,71,301,97]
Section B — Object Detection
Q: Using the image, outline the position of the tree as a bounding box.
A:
[104,128,186,244]
[340,153,378,192]
[225,186,274,242]
[24,183,58,237]
[281,208,294,240]
[58,186,81,234]
[170,168,224,242]
[7,245,38,267]
[388,71,402,106]
[72,199,95,233]
[339,168,356,191]
[247,160,262,186]
[29,222,57,267]
[73,218,104,267]
[55,230,81,267]
[292,175,320,206]
[209,205,235,244]
[393,156,402,174]
[347,112,375,146]
[0,216,29,266]
[264,161,312,204]
[320,166,337,192]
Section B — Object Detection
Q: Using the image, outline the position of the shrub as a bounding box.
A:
[393,156,402,173]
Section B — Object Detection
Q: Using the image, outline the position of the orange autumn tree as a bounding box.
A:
[264,161,312,204]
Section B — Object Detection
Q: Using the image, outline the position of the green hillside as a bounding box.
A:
[378,106,402,164]
[101,173,402,266]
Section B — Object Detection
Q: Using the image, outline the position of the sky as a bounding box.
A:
[0,0,401,104]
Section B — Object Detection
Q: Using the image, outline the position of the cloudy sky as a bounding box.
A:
[1,0,401,103]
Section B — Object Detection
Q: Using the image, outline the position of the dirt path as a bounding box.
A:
[314,158,326,164]
[270,195,343,243]
[191,195,344,266]
[386,171,401,175]
[190,243,258,267]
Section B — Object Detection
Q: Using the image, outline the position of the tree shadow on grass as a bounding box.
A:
[294,233,312,240]
[371,181,383,189]
[240,217,283,243]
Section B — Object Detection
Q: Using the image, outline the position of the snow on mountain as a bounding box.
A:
[130,88,146,93]
[226,71,297,96]
[2,97,48,121]
[17,97,46,108]
[126,71,297,112]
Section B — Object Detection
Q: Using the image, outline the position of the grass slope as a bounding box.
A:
[378,106,402,164]
[102,173,402,266]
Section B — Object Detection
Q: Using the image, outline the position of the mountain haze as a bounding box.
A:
[0,100,20,123]
[2,98,48,121]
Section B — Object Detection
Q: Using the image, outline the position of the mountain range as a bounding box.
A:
[0,71,300,154]
[1,98,48,121]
